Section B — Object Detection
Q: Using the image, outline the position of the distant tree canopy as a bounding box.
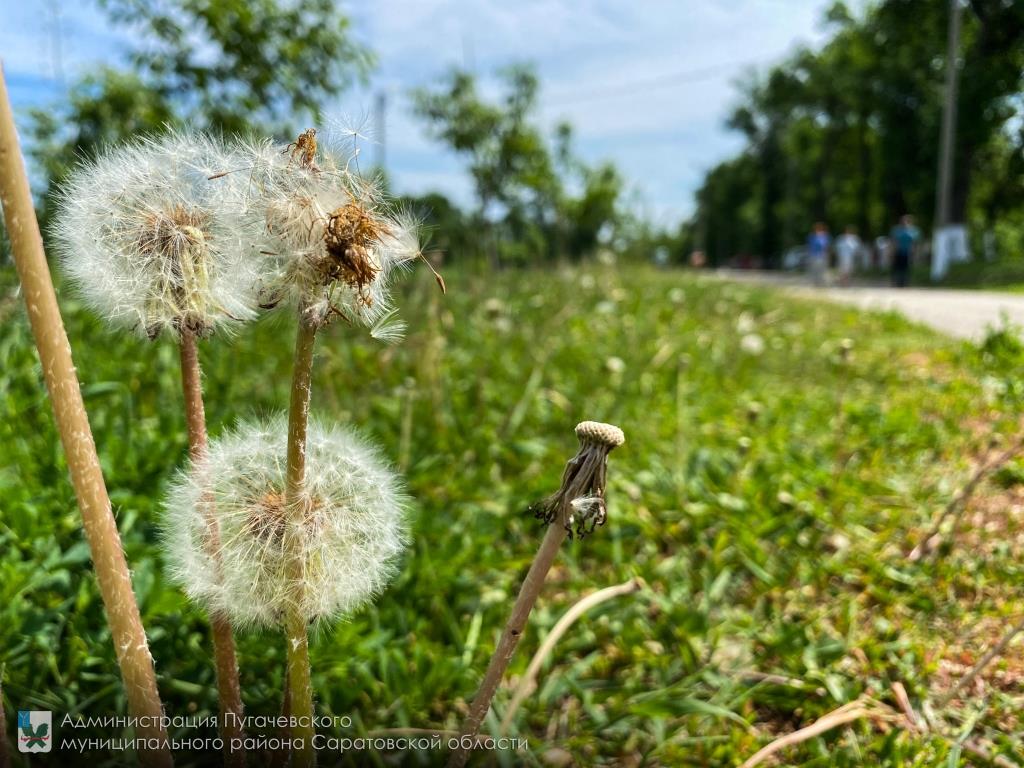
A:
[12,5,640,268]
[412,66,624,266]
[691,0,1024,268]
[28,0,372,219]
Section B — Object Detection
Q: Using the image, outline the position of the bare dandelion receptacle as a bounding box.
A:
[530,421,626,538]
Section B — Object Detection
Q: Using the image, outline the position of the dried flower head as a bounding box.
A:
[53,132,262,339]
[530,421,626,538]
[234,130,439,331]
[163,415,408,627]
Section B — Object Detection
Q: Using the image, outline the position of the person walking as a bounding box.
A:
[890,214,920,288]
[807,222,831,287]
[835,226,862,286]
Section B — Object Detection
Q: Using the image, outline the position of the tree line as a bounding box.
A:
[686,0,1024,269]
[8,0,1023,272]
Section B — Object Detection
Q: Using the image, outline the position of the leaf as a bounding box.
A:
[629,693,750,728]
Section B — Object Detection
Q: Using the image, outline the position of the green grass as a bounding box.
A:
[1,262,1023,766]
[912,258,1024,292]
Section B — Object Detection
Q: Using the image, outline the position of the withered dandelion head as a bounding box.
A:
[238,129,436,334]
[530,421,626,539]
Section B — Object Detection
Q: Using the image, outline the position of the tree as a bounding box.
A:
[29,0,372,219]
[690,0,1024,269]
[412,66,624,266]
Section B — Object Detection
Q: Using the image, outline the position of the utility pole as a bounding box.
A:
[374,90,387,173]
[932,0,965,280]
[45,0,65,87]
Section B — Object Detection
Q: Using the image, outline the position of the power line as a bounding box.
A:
[541,59,757,107]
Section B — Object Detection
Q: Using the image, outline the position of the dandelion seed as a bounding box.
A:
[163,415,408,627]
[53,132,261,339]
[369,308,408,345]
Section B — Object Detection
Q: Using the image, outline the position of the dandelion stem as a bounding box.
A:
[286,313,318,495]
[499,578,643,735]
[283,608,315,766]
[0,65,173,768]
[178,330,246,768]
[178,331,209,457]
[283,309,320,768]
[448,522,568,768]
[0,670,10,768]
[450,421,624,767]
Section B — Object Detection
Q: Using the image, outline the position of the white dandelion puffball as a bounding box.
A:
[163,416,408,627]
[240,130,424,330]
[53,132,262,339]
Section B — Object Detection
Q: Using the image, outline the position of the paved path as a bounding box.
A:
[715,269,1024,341]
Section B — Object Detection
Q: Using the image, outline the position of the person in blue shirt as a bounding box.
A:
[807,222,831,286]
[890,214,920,288]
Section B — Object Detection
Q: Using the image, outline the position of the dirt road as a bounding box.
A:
[715,269,1024,341]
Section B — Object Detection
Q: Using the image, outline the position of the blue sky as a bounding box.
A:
[1,0,854,224]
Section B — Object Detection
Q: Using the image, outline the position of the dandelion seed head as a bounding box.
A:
[162,415,408,628]
[53,131,262,339]
[605,356,626,375]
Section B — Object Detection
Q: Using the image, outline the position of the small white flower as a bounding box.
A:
[234,131,427,330]
[739,333,765,355]
[605,356,626,374]
[53,131,262,339]
[483,297,506,317]
[162,415,408,627]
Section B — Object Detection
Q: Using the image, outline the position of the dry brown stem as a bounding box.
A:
[0,64,171,768]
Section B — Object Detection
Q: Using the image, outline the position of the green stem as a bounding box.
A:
[283,310,319,768]
[284,606,315,763]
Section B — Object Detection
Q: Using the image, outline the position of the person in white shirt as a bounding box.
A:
[835,226,862,286]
